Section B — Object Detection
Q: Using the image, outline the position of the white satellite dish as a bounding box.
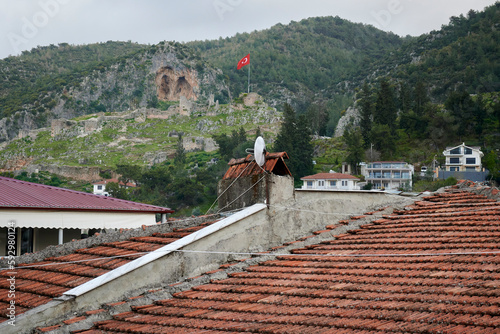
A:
[254,136,266,167]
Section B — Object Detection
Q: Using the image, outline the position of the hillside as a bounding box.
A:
[0,3,499,205]
[187,16,403,132]
[377,3,500,99]
[0,41,227,142]
[0,95,280,174]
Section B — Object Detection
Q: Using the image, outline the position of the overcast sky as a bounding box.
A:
[0,0,495,60]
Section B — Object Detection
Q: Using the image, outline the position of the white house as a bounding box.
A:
[93,179,136,196]
[301,172,360,190]
[443,143,483,172]
[0,176,172,256]
[362,161,414,190]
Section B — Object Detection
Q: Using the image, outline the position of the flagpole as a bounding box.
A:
[248,60,250,93]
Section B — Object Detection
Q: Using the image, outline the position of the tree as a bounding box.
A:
[413,80,429,116]
[106,182,129,200]
[116,164,141,186]
[445,89,474,138]
[274,103,314,182]
[359,82,374,148]
[370,123,395,160]
[174,133,186,166]
[374,79,397,132]
[255,126,262,139]
[343,120,365,174]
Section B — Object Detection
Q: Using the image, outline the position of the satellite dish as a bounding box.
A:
[254,136,266,167]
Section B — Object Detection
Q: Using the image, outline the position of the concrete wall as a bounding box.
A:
[218,174,294,212]
[5,189,416,333]
[439,170,488,182]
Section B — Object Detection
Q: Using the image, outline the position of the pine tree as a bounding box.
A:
[374,79,397,132]
[274,103,314,181]
[343,120,365,174]
[413,80,429,116]
[174,133,186,166]
[359,82,374,148]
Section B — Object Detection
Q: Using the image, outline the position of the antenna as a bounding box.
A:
[246,136,267,166]
[254,136,266,166]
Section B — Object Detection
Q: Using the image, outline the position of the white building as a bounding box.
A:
[301,172,360,190]
[362,161,414,190]
[93,179,136,196]
[0,176,172,256]
[443,143,483,172]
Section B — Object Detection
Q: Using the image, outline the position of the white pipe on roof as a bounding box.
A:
[63,203,267,297]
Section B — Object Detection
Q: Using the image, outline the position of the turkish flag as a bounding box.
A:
[237,53,250,70]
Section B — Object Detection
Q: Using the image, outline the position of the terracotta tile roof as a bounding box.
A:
[0,220,218,323]
[301,172,360,180]
[0,176,171,212]
[223,152,292,179]
[76,187,500,333]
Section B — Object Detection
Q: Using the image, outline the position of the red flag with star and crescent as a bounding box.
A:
[237,54,250,70]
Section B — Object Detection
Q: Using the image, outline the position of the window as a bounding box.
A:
[383,172,391,179]
[97,185,103,190]
[464,147,472,154]
[330,181,336,187]
[393,172,401,179]
[449,158,460,164]
[318,181,325,187]
[307,181,313,189]
[465,158,476,165]
[450,147,461,154]
[342,180,348,187]
[402,172,410,179]
[450,167,459,171]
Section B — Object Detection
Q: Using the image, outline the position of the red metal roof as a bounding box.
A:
[223,152,292,179]
[0,176,172,213]
[301,172,359,180]
[47,183,500,333]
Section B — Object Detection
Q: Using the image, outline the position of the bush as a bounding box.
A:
[413,177,457,192]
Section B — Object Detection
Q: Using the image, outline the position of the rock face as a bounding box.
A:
[0,42,228,142]
[155,66,198,101]
[334,104,361,137]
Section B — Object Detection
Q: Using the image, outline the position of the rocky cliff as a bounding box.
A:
[0,42,228,142]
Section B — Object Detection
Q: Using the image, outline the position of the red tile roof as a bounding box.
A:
[301,172,359,180]
[0,220,218,322]
[71,186,500,333]
[223,152,292,179]
[0,176,171,212]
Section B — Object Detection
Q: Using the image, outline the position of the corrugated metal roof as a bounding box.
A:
[222,152,292,179]
[301,172,359,180]
[0,176,173,213]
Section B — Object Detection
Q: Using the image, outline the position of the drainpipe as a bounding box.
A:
[58,228,63,245]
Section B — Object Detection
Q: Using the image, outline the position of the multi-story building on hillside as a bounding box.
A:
[362,161,414,190]
[442,143,483,172]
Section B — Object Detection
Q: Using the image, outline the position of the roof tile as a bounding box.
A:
[70,187,500,333]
